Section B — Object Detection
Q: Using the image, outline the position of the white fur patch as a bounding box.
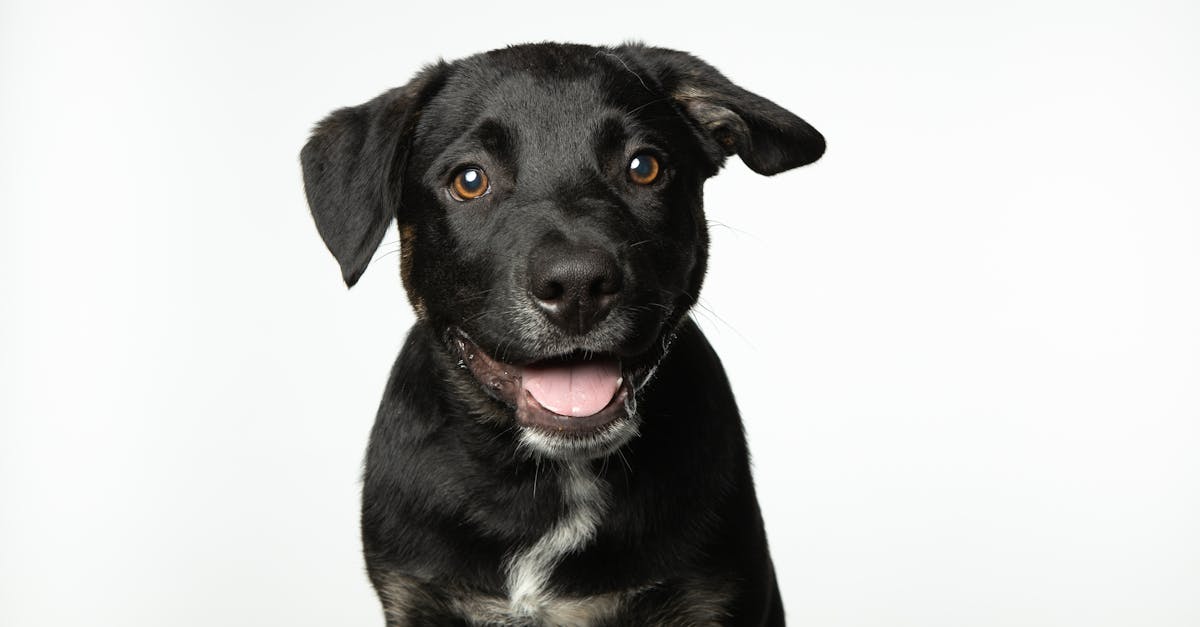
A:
[505,461,608,618]
[516,395,641,461]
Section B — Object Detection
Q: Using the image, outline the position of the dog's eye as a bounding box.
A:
[451,167,490,200]
[627,154,660,185]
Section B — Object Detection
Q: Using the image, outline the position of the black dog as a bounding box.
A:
[301,42,823,626]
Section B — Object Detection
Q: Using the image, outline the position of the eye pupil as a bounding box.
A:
[452,167,489,200]
[628,154,660,184]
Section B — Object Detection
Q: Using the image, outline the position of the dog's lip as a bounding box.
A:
[451,330,642,434]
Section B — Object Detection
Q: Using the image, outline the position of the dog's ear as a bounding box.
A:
[300,64,448,287]
[616,45,825,175]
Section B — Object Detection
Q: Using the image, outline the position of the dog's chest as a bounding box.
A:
[385,582,730,627]
[451,591,625,625]
[502,461,608,617]
[451,588,732,626]
[380,462,620,623]
[378,461,733,625]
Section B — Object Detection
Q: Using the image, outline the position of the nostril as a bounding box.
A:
[590,274,621,297]
[534,279,565,303]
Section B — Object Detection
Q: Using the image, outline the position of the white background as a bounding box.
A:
[2,1,1197,625]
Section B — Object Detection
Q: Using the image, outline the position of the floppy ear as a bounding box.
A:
[300,64,447,287]
[616,45,825,175]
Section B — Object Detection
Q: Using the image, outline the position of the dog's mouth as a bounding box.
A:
[452,331,646,436]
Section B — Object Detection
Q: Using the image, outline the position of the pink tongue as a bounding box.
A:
[522,359,622,417]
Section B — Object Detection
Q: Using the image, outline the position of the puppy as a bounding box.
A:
[301,42,823,626]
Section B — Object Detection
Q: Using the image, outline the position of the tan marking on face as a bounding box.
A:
[399,224,427,318]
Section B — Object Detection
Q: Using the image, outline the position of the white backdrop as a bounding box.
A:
[2,1,1198,625]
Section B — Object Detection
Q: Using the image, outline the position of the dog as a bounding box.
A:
[301,42,824,626]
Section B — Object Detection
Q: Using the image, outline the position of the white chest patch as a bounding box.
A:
[504,461,607,618]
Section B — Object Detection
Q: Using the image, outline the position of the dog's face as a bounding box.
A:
[302,43,823,459]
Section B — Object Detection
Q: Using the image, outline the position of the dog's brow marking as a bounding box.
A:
[506,461,607,618]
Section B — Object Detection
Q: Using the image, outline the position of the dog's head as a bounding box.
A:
[302,43,823,459]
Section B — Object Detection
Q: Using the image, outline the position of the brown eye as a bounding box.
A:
[628,154,660,185]
[451,167,489,200]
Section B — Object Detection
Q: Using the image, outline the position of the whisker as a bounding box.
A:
[616,448,633,475]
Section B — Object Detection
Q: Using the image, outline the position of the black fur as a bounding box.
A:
[301,42,823,625]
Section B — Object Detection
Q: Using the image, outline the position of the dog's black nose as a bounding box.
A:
[528,243,623,335]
